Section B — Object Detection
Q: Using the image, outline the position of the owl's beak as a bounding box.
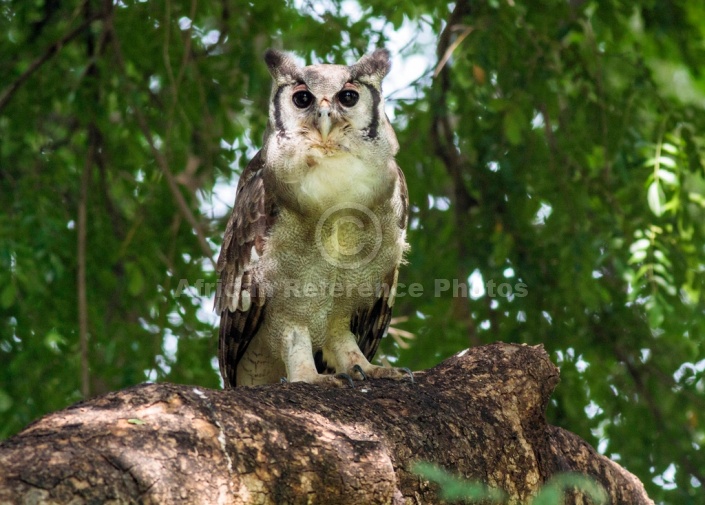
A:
[316,99,332,142]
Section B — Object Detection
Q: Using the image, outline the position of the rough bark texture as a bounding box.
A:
[0,343,653,505]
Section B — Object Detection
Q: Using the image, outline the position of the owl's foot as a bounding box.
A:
[310,372,355,388]
[284,372,355,388]
[350,364,414,383]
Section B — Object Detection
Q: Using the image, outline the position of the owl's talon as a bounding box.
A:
[335,373,355,388]
[352,364,367,381]
[401,367,414,383]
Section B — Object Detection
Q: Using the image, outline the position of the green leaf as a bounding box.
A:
[656,169,677,185]
[646,299,665,327]
[0,283,16,308]
[503,107,525,145]
[660,142,679,155]
[126,263,145,296]
[645,156,677,169]
[653,248,672,267]
[688,192,705,207]
[647,181,665,216]
[628,250,648,263]
[0,390,13,413]
[44,329,66,352]
[629,238,651,254]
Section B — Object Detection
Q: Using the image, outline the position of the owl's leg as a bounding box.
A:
[281,326,353,387]
[237,331,286,386]
[324,331,414,382]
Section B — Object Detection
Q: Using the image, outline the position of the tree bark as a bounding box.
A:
[0,343,653,504]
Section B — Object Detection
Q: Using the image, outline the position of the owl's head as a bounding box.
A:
[263,48,398,157]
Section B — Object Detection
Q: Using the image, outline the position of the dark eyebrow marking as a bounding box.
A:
[361,83,380,140]
[273,85,286,134]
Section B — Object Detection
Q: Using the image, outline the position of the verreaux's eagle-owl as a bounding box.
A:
[215,49,410,387]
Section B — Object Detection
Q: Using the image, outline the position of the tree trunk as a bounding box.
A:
[0,343,653,504]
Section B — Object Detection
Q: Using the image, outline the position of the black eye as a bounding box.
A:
[292,90,313,109]
[338,90,359,107]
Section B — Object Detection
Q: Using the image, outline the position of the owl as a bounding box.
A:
[215,48,411,387]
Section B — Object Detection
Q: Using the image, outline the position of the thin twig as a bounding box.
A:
[78,127,95,399]
[433,25,474,79]
[0,6,102,113]
[173,0,198,107]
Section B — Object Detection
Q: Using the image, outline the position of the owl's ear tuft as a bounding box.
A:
[264,49,302,84]
[350,48,391,86]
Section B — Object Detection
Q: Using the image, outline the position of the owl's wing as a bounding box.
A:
[350,161,409,363]
[215,150,274,388]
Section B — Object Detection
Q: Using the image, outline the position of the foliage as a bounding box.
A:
[531,473,607,505]
[1,1,705,503]
[413,462,608,504]
[413,461,507,503]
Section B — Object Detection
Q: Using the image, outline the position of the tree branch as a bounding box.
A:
[0,4,103,113]
[0,343,653,504]
[431,0,480,346]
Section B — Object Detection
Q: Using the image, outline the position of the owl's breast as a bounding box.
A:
[260,203,406,343]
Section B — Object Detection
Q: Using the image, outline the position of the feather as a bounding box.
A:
[215,150,274,388]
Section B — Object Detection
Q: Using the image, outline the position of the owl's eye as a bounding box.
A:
[292,90,313,109]
[337,90,359,107]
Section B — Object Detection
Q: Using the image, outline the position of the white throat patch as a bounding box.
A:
[297,153,382,211]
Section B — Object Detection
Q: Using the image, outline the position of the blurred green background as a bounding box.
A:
[2,1,704,502]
